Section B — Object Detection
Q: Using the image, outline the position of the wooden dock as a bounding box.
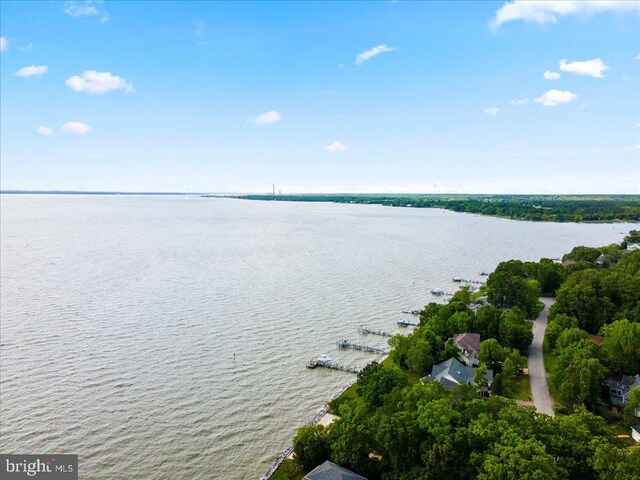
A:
[358,325,392,337]
[337,339,386,354]
[306,357,359,373]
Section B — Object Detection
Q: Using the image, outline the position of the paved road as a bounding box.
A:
[527,297,555,417]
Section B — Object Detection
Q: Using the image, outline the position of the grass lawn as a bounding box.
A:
[270,459,302,480]
[328,381,359,414]
[511,374,532,401]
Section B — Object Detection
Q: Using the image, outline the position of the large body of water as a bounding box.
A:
[0,195,635,479]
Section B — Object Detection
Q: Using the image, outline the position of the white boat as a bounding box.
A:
[431,288,445,295]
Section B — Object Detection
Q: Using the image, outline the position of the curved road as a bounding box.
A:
[527,297,555,417]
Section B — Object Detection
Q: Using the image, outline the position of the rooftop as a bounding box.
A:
[305,461,367,480]
[422,357,493,388]
[453,333,481,358]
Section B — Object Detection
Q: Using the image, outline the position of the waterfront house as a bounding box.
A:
[452,333,481,366]
[632,425,640,442]
[608,374,640,407]
[422,357,493,389]
[304,461,367,480]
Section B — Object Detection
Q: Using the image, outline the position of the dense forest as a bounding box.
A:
[227,194,640,223]
[278,232,640,480]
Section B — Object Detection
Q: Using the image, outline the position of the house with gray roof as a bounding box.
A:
[422,357,493,389]
[632,425,640,442]
[609,374,640,407]
[304,461,367,480]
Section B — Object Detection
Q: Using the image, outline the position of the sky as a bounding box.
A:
[1,0,639,194]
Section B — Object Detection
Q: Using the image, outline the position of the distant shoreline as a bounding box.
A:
[0,190,201,196]
[3,191,639,224]
[217,194,640,224]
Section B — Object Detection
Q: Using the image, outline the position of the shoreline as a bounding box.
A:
[209,195,640,225]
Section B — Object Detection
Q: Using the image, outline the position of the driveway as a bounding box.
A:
[527,297,555,417]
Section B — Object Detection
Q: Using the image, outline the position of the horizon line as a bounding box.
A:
[1,190,639,197]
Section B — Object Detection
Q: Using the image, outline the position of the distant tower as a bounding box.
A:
[273,184,275,196]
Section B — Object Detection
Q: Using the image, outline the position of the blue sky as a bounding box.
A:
[1,0,639,193]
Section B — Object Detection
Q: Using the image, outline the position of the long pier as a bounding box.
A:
[402,308,421,315]
[358,326,392,337]
[337,339,386,354]
[453,277,486,285]
[306,357,360,373]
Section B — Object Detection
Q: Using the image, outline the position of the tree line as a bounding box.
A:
[231,194,640,223]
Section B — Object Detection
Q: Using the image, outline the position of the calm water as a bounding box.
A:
[1,195,634,479]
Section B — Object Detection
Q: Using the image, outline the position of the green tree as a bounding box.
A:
[552,283,615,333]
[563,246,601,263]
[406,339,435,375]
[555,327,588,350]
[292,424,330,471]
[355,361,381,395]
[501,358,517,397]
[478,436,568,480]
[329,404,379,478]
[443,338,461,361]
[474,364,490,390]
[282,460,303,480]
[375,410,423,472]
[473,305,503,340]
[527,259,565,296]
[361,365,407,409]
[546,314,578,350]
[590,442,640,480]
[623,388,640,427]
[478,339,509,368]
[551,340,607,411]
[602,319,640,374]
[491,373,504,396]
[500,309,534,353]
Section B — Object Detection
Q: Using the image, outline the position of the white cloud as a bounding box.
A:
[0,37,8,52]
[484,107,499,115]
[61,121,92,133]
[543,70,561,80]
[535,89,577,107]
[19,43,33,51]
[250,111,282,125]
[66,70,134,94]
[511,98,529,105]
[559,58,609,78]
[323,141,347,153]
[64,1,109,22]
[15,65,48,78]
[355,45,394,65]
[490,1,640,28]
[623,145,640,151]
[36,125,54,136]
